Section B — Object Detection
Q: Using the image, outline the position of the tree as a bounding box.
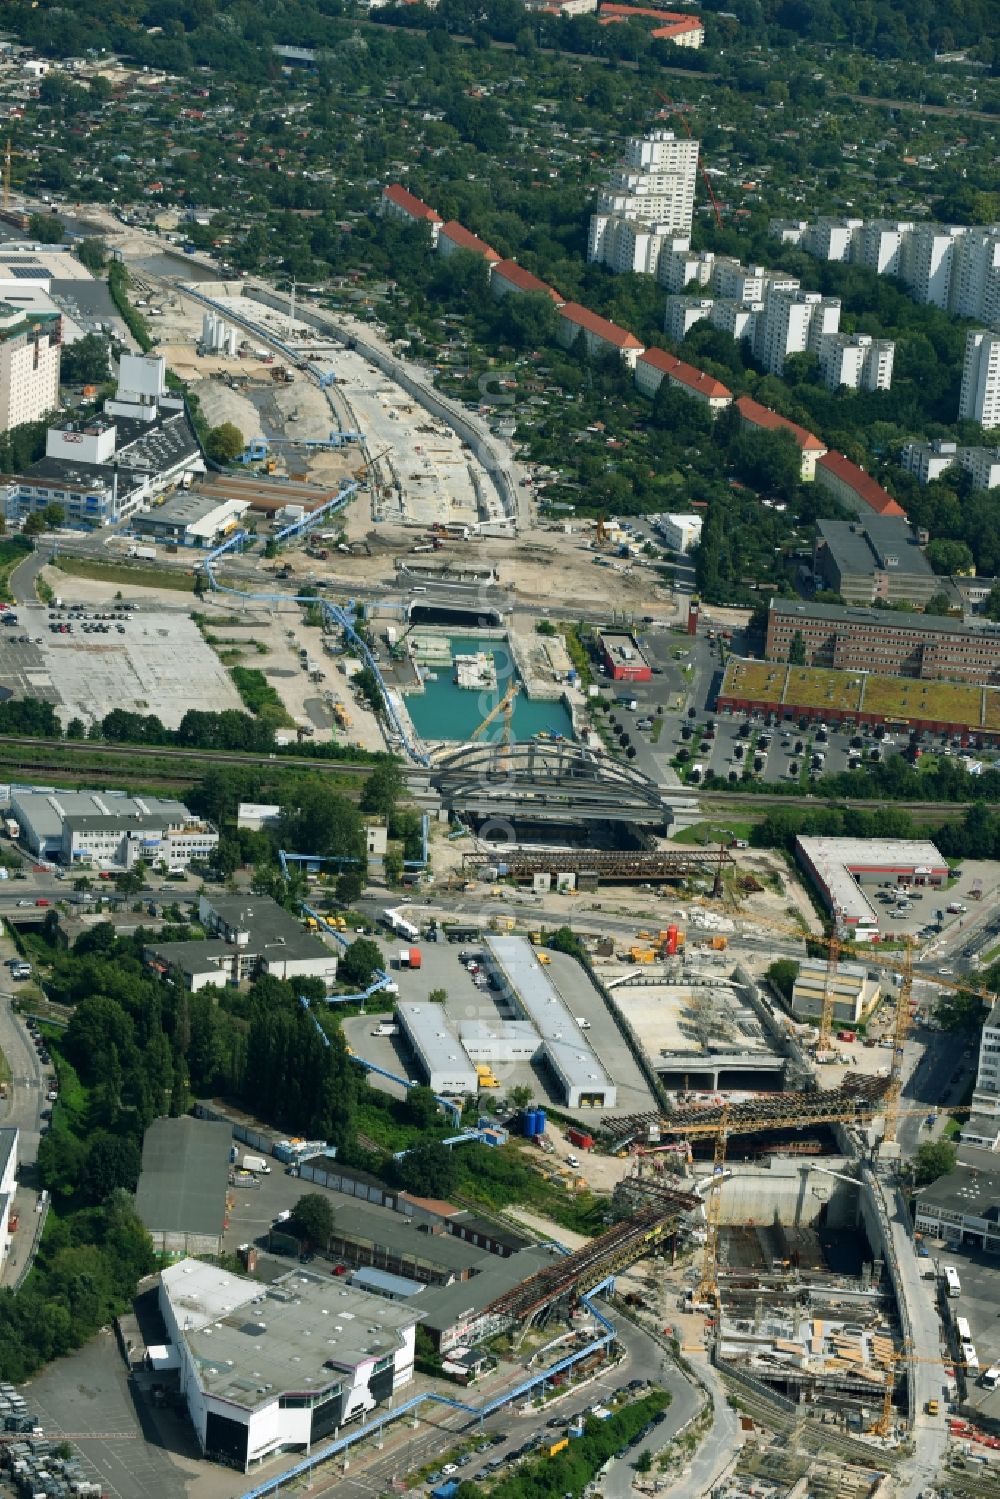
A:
[114,870,143,895]
[60,332,110,384]
[290,1192,335,1249]
[83,1133,141,1203]
[913,1139,957,1188]
[924,592,956,618]
[338,936,383,988]
[41,503,65,529]
[27,213,64,244]
[547,926,585,960]
[507,1083,533,1111]
[205,422,245,464]
[788,631,807,665]
[934,990,983,1031]
[427,987,447,1005]
[925,538,974,576]
[398,1141,459,1199]
[406,1085,440,1128]
[76,238,106,274]
[360,761,404,817]
[21,512,45,537]
[766,959,799,1004]
[335,869,365,905]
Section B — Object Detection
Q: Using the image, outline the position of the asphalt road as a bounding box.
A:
[313,1311,702,1499]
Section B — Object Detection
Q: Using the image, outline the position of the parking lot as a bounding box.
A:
[930,1253,1000,1424]
[341,934,657,1119]
[0,603,242,729]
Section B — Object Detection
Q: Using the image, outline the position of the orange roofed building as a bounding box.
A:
[635,347,732,412]
[437,220,501,266]
[815,450,907,519]
[491,260,565,304]
[597,3,704,45]
[380,183,442,245]
[735,395,827,480]
[557,302,645,367]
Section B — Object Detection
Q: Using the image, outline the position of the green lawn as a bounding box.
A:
[53,557,196,592]
[672,819,754,846]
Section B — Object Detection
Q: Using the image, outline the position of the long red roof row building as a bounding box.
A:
[379,184,905,518]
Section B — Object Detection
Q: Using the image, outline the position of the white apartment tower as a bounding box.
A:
[588,129,699,275]
[818,332,895,393]
[753,287,841,376]
[900,224,967,309]
[0,303,61,432]
[959,330,1000,428]
[664,296,714,342]
[857,220,913,277]
[948,228,1000,325]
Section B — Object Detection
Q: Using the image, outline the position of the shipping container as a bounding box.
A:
[566,1127,595,1150]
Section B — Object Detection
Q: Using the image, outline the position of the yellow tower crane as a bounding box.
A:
[470,679,520,773]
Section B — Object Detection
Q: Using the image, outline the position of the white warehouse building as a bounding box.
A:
[396,1003,480,1096]
[159,1259,417,1472]
[483,937,617,1108]
[8,789,218,870]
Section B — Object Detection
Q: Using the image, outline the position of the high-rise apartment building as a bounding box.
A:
[588,129,698,275]
[959,330,1000,428]
[752,287,841,376]
[817,332,895,393]
[948,228,1000,325]
[0,303,61,432]
[900,224,967,310]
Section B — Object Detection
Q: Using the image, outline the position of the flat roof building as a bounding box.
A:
[767,597,1000,685]
[145,893,339,990]
[790,959,881,1027]
[133,489,250,549]
[135,1117,232,1258]
[483,936,616,1108]
[812,517,940,608]
[396,1003,480,1096]
[159,1259,418,1471]
[914,1164,1000,1254]
[597,630,652,682]
[795,836,947,938]
[8,788,217,870]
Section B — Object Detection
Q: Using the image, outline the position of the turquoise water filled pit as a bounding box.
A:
[402,634,575,744]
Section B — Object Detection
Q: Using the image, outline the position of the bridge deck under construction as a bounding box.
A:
[462,846,733,882]
[603,1076,893,1151]
[482,1188,700,1324]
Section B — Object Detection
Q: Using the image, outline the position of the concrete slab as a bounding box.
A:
[9,606,242,729]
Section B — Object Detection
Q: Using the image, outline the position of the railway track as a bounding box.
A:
[0,737,979,832]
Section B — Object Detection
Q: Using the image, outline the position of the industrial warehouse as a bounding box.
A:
[158,1259,419,1472]
[795,836,948,937]
[394,938,617,1107]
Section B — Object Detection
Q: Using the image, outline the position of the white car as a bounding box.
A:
[442,1465,459,1477]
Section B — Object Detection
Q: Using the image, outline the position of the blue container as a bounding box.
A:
[522,1109,537,1138]
[535,1108,546,1136]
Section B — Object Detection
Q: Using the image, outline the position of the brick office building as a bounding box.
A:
[766,598,1000,684]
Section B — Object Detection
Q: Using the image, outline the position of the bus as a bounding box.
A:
[944,1265,962,1299]
[981,1365,1000,1390]
[956,1316,973,1343]
[962,1341,980,1374]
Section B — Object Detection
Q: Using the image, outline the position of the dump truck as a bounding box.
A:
[476,1065,501,1089]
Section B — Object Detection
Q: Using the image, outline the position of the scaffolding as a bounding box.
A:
[461,845,734,882]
